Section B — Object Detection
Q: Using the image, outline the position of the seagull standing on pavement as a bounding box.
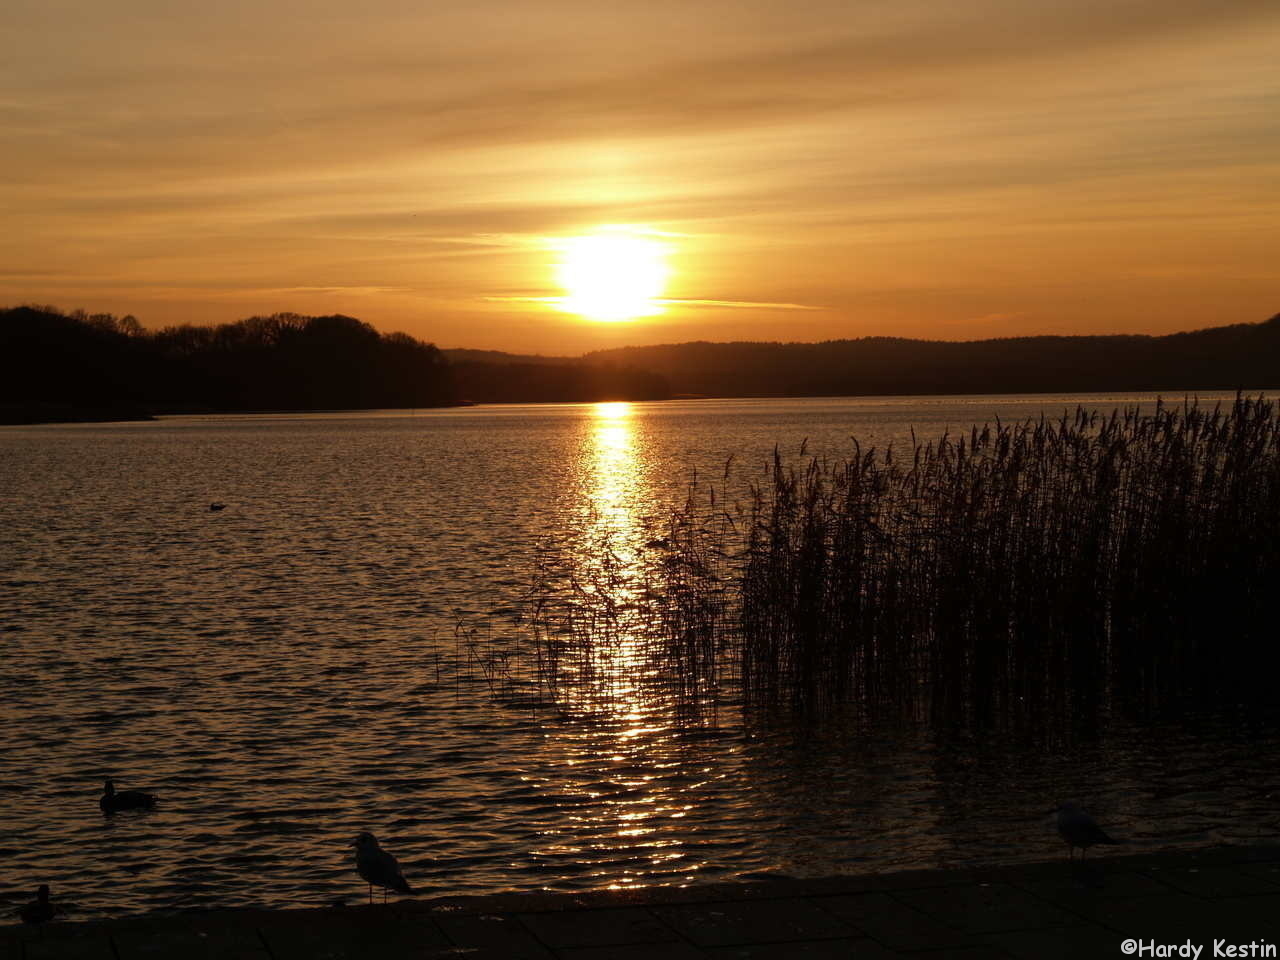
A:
[353,832,412,903]
[1053,802,1121,860]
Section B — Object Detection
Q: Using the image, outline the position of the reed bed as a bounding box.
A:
[512,395,1280,728]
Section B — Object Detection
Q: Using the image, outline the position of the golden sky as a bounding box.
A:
[3,0,1277,353]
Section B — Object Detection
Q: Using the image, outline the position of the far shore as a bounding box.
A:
[0,401,479,426]
[5,388,1273,427]
[0,403,157,426]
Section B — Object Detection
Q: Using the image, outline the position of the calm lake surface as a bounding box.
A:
[2,393,1277,921]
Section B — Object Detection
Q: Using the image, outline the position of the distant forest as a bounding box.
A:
[572,314,1280,398]
[3,304,1277,422]
[1,306,453,422]
[0,306,668,422]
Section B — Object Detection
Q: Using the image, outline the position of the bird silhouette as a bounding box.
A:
[209,502,227,512]
[19,885,58,924]
[100,778,157,814]
[1053,802,1121,860]
[353,832,412,904]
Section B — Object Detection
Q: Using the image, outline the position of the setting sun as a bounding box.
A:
[554,228,670,322]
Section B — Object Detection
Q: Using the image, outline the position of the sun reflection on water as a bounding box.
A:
[523,400,722,891]
[588,402,641,544]
[566,400,649,720]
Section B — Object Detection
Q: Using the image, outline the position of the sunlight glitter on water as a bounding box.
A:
[529,399,722,889]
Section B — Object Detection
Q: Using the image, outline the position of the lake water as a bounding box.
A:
[2,393,1277,921]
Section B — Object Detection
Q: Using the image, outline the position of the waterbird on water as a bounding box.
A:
[100,778,157,814]
[353,832,412,903]
[19,885,58,924]
[209,502,227,511]
[1053,802,1121,859]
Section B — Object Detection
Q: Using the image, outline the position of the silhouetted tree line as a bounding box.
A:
[0,305,676,422]
[6,304,1277,422]
[0,306,453,421]
[580,314,1280,397]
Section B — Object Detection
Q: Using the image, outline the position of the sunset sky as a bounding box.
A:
[4,0,1277,354]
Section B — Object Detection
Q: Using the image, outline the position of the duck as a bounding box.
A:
[19,885,58,924]
[100,778,157,814]
[352,832,412,903]
[209,502,227,512]
[1053,801,1121,860]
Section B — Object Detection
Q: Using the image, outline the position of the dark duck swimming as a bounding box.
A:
[19,885,58,924]
[100,778,157,814]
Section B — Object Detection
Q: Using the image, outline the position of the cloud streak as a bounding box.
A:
[485,296,823,311]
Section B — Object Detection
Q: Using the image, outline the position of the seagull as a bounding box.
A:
[353,832,412,904]
[209,502,227,512]
[19,885,58,924]
[1053,802,1121,860]
[100,778,157,814]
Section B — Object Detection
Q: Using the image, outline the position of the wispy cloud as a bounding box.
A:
[484,296,823,311]
[659,299,822,311]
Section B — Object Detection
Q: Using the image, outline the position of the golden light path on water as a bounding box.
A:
[526,401,711,890]
[560,400,649,717]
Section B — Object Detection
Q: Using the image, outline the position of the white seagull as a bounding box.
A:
[353,832,412,903]
[1053,802,1121,860]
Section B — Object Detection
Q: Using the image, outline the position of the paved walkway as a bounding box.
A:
[7,845,1280,959]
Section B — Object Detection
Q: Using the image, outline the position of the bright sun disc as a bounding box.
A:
[555,229,669,322]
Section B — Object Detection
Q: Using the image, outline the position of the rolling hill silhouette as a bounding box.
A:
[450,313,1280,399]
[4,305,1276,422]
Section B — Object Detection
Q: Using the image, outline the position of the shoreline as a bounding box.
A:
[4,388,1274,426]
[9,844,1280,958]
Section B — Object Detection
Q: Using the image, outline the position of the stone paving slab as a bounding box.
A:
[558,943,710,960]
[251,909,449,960]
[653,898,858,947]
[1011,864,1178,903]
[1237,862,1280,886]
[1072,891,1280,943]
[5,845,1280,960]
[14,936,111,960]
[807,892,976,952]
[515,906,680,950]
[977,924,1121,960]
[703,937,898,959]
[890,881,1086,935]
[109,914,272,960]
[434,912,555,959]
[1156,865,1280,898]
